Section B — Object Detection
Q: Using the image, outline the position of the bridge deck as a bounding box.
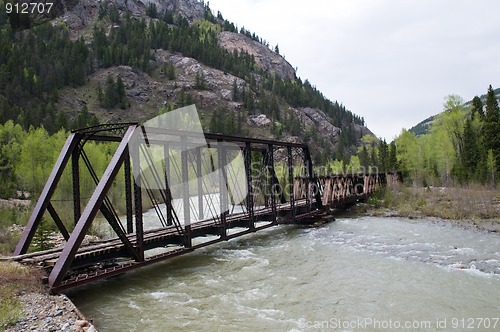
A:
[9,199,330,291]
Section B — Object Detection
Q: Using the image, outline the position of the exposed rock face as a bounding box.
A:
[248,114,271,127]
[295,107,341,138]
[218,31,296,80]
[157,0,205,21]
[53,0,206,37]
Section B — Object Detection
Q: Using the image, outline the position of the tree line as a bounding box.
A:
[394,86,499,186]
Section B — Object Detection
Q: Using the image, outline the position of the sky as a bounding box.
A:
[207,0,500,141]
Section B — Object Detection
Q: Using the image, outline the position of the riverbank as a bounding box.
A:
[358,184,500,233]
[0,261,96,332]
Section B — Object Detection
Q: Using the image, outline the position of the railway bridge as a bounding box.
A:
[7,122,399,292]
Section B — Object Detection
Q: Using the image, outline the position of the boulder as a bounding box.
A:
[248,114,271,127]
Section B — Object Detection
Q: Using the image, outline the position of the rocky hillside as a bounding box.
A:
[1,0,373,163]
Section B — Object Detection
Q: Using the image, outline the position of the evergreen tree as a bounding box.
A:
[359,145,369,171]
[165,63,176,80]
[378,139,389,172]
[103,75,117,108]
[483,85,500,163]
[388,142,398,171]
[146,3,158,18]
[116,76,127,109]
[471,96,484,119]
[461,116,479,180]
[194,71,206,90]
[232,79,239,101]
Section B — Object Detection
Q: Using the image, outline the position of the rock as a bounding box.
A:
[218,31,296,80]
[143,0,206,22]
[5,292,96,332]
[300,107,341,138]
[74,319,89,327]
[87,326,97,332]
[248,114,271,127]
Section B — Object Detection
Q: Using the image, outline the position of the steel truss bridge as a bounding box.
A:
[7,124,399,292]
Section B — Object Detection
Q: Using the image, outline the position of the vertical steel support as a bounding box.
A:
[133,141,143,260]
[304,146,322,210]
[124,150,133,234]
[261,150,270,208]
[268,144,277,224]
[287,146,295,222]
[163,144,173,226]
[180,135,192,248]
[134,179,144,261]
[131,124,143,258]
[196,146,204,220]
[72,147,81,226]
[244,142,255,230]
[218,140,228,238]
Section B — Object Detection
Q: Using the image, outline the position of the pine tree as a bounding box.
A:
[471,96,484,119]
[232,79,239,101]
[116,76,127,109]
[378,139,389,172]
[388,142,398,171]
[462,116,479,180]
[359,145,369,171]
[483,85,500,163]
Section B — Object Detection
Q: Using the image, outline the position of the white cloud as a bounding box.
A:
[208,0,500,140]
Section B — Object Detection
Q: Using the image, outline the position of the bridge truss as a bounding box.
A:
[9,123,398,292]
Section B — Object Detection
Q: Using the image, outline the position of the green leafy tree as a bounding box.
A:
[17,127,55,195]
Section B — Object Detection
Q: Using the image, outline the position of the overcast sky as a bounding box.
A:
[208,0,500,141]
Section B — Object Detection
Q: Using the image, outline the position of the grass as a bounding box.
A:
[0,261,44,329]
[0,206,29,256]
[370,183,500,221]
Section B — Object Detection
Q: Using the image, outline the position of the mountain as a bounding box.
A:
[409,87,500,137]
[0,0,373,163]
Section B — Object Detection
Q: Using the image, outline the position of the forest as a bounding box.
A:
[0,0,371,254]
[360,86,499,187]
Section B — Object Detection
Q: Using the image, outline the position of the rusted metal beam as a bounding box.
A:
[180,136,192,247]
[218,140,228,239]
[48,125,138,289]
[244,142,255,230]
[124,151,133,234]
[287,146,296,222]
[15,133,81,255]
[47,203,70,241]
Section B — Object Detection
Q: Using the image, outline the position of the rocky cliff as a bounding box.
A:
[29,0,373,161]
[218,31,296,81]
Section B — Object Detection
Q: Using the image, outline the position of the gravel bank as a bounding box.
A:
[5,292,97,332]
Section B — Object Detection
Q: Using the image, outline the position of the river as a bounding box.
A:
[70,216,500,331]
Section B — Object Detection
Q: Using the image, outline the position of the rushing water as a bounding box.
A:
[70,217,500,331]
